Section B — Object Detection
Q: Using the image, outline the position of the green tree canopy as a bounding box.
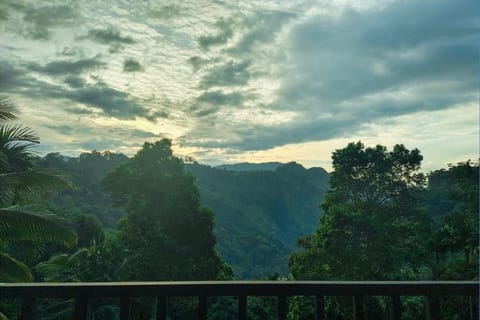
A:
[102,139,232,280]
[289,142,430,281]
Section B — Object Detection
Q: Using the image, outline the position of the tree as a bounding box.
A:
[0,96,76,282]
[290,142,430,281]
[428,161,479,280]
[102,139,232,280]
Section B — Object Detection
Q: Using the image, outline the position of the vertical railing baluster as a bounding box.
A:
[315,295,325,320]
[156,296,167,320]
[390,295,401,320]
[353,296,365,320]
[277,295,287,320]
[74,295,88,320]
[238,295,247,320]
[21,296,35,320]
[470,295,479,320]
[120,295,130,320]
[425,296,440,320]
[198,296,207,320]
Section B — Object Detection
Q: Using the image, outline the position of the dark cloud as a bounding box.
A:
[0,61,156,121]
[20,4,76,40]
[85,27,135,45]
[197,91,247,107]
[199,18,234,50]
[64,76,86,88]
[28,57,105,75]
[188,56,215,72]
[65,85,153,120]
[123,58,143,72]
[60,46,84,57]
[182,0,478,152]
[200,60,251,88]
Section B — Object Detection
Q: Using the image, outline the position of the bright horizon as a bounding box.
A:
[1,0,478,173]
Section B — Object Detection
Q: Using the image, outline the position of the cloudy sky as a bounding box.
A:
[0,0,478,171]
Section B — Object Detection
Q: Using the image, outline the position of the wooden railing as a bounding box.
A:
[0,281,478,319]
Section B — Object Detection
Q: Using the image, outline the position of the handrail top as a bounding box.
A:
[0,280,478,288]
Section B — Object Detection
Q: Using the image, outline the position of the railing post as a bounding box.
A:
[74,295,89,320]
[390,295,401,320]
[120,295,130,320]
[315,295,325,320]
[238,295,247,320]
[353,296,364,320]
[21,295,35,320]
[278,295,287,320]
[156,296,167,320]
[198,296,207,320]
[425,296,440,320]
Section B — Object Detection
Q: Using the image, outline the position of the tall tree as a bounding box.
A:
[0,96,76,282]
[102,139,232,280]
[289,142,430,281]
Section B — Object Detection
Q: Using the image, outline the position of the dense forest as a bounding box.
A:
[0,97,478,319]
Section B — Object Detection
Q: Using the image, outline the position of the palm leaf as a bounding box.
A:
[0,206,77,247]
[0,168,74,205]
[0,252,33,282]
[0,124,39,146]
[0,96,18,121]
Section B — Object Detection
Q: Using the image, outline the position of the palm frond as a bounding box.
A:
[0,206,77,247]
[0,96,18,121]
[0,252,33,282]
[0,124,39,145]
[0,168,74,205]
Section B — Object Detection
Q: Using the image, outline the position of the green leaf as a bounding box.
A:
[0,206,77,247]
[0,252,33,282]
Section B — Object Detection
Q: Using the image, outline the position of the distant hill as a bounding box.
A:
[42,153,330,279]
[187,162,329,279]
[215,162,285,172]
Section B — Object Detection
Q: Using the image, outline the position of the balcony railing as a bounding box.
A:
[0,281,478,319]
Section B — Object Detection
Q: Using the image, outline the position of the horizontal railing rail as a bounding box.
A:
[0,281,478,319]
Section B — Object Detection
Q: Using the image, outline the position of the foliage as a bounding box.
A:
[188,162,329,278]
[102,139,232,280]
[0,96,76,283]
[290,142,429,281]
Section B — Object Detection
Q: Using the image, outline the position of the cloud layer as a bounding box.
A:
[0,0,477,169]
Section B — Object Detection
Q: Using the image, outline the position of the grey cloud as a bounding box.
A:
[182,0,478,152]
[123,58,143,72]
[188,56,216,72]
[200,60,251,88]
[150,4,182,20]
[60,46,84,57]
[199,18,234,50]
[86,27,135,45]
[228,11,295,56]
[64,76,86,88]
[196,90,249,108]
[28,57,105,75]
[0,61,156,121]
[65,85,153,120]
[21,4,76,40]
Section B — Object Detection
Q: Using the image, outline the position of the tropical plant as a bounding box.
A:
[0,96,77,282]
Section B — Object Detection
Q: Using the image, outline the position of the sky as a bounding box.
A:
[0,0,478,171]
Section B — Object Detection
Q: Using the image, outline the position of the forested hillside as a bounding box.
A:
[187,162,329,278]
[40,153,329,279]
